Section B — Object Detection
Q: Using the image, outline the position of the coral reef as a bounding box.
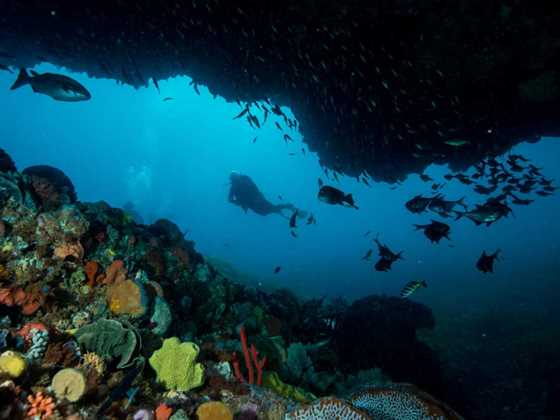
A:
[0,153,463,419]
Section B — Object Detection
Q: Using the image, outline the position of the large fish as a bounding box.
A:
[10,68,91,102]
[318,185,358,209]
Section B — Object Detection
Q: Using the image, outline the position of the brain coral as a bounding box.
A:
[350,384,463,420]
[286,398,371,420]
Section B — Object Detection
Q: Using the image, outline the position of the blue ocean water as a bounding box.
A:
[1,63,559,312]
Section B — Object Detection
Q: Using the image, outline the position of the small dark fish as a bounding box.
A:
[474,184,497,195]
[510,193,533,205]
[152,77,160,93]
[273,266,281,274]
[190,81,201,95]
[431,183,443,190]
[455,200,511,226]
[361,249,373,261]
[414,220,451,244]
[429,194,467,217]
[405,195,432,214]
[536,190,553,196]
[283,134,293,142]
[163,97,174,101]
[476,249,501,273]
[275,122,283,131]
[278,195,283,200]
[302,148,306,155]
[400,280,427,298]
[0,64,13,73]
[290,230,298,238]
[419,174,433,182]
[361,177,371,187]
[455,174,473,185]
[233,107,249,119]
[306,214,316,225]
[252,136,258,143]
[443,174,455,181]
[250,115,261,128]
[364,230,372,237]
[289,211,298,229]
[318,185,358,209]
[373,235,403,272]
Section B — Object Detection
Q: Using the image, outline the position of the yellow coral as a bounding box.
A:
[52,368,87,402]
[106,279,146,317]
[81,352,105,376]
[0,351,27,378]
[149,337,204,391]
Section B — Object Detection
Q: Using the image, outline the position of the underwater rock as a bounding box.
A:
[333,295,443,395]
[0,149,16,174]
[23,165,77,210]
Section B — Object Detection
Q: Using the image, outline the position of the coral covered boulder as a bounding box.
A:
[0,149,16,173]
[333,295,443,395]
[23,164,77,210]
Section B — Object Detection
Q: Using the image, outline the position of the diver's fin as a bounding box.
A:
[10,68,30,90]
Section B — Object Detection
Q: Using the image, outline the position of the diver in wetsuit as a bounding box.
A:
[228,172,299,218]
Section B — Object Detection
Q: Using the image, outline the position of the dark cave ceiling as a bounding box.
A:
[1,0,559,181]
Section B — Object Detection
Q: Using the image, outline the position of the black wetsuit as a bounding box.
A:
[228,173,295,216]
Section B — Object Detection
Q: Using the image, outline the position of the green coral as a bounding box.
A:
[149,337,204,391]
[263,371,316,403]
[75,319,140,369]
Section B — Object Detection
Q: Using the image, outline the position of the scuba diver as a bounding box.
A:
[228,172,304,218]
